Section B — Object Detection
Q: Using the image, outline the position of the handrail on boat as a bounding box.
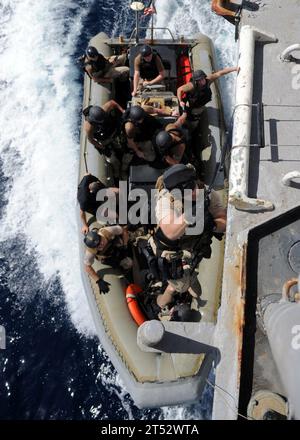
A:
[129,26,175,43]
[229,25,277,212]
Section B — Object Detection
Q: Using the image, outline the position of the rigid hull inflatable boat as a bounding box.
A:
[78,6,227,408]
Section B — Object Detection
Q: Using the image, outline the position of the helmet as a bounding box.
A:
[193,69,207,81]
[86,46,99,58]
[163,164,196,191]
[140,44,153,57]
[155,130,173,154]
[84,230,101,248]
[173,303,193,322]
[87,106,106,125]
[129,105,146,123]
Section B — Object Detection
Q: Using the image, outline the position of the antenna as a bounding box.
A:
[130,1,145,44]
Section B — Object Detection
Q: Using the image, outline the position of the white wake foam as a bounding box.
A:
[0,0,95,335]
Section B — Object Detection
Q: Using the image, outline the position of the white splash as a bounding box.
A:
[0,0,95,335]
[154,0,237,121]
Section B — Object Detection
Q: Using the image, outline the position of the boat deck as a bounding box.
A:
[213,0,300,419]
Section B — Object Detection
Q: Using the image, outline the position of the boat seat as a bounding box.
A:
[129,165,163,187]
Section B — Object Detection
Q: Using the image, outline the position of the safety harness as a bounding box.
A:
[142,188,215,281]
[86,227,129,269]
[139,52,161,81]
[186,78,212,109]
[83,54,110,79]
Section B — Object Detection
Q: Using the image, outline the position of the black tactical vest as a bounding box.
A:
[154,190,214,256]
[84,107,117,141]
[140,53,160,81]
[85,54,109,76]
[186,79,212,109]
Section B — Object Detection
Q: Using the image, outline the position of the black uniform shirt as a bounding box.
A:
[77,175,106,216]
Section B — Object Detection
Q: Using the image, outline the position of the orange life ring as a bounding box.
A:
[125,284,147,326]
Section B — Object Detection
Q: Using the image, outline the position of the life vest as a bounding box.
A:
[83,106,118,142]
[122,109,161,142]
[84,54,110,77]
[177,53,192,88]
[154,187,214,257]
[139,53,161,81]
[186,78,212,109]
[85,227,122,260]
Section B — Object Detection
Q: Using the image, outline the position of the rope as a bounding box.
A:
[205,378,254,420]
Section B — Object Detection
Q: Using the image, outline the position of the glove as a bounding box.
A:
[96,279,111,294]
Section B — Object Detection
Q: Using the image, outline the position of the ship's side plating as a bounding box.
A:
[213,0,300,420]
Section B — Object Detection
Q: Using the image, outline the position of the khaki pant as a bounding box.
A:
[167,267,202,295]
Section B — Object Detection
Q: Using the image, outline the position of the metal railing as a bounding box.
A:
[129,26,176,43]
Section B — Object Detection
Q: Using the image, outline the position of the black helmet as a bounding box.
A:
[84,230,101,248]
[155,130,173,154]
[173,303,193,322]
[86,46,99,58]
[163,164,196,191]
[193,69,207,81]
[140,45,152,57]
[129,105,146,123]
[87,106,106,125]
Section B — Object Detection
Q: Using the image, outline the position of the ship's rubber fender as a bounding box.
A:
[211,0,236,18]
[125,284,147,327]
[177,54,192,88]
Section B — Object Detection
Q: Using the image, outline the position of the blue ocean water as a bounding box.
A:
[0,0,235,420]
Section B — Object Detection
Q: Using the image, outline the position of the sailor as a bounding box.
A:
[83,100,125,178]
[211,1,242,24]
[155,123,187,166]
[132,45,165,97]
[84,225,132,294]
[148,164,226,310]
[122,105,162,162]
[84,46,129,84]
[177,66,239,123]
[77,174,119,234]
